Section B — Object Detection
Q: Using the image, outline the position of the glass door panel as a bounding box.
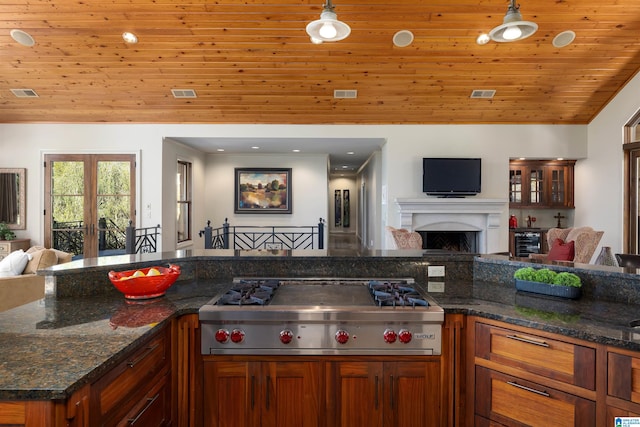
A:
[96,161,132,256]
[529,169,543,204]
[45,154,135,259]
[50,161,87,257]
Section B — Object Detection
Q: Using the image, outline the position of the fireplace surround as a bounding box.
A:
[394,198,508,254]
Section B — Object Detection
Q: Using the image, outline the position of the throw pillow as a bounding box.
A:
[0,249,31,277]
[23,248,58,274]
[547,238,575,261]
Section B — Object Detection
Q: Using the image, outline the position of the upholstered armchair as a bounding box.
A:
[385,226,423,250]
[529,226,604,264]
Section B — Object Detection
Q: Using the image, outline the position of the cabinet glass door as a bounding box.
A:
[509,169,522,203]
[529,169,544,204]
[550,168,565,204]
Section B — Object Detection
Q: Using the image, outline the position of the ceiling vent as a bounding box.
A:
[171,89,197,98]
[470,89,496,99]
[334,89,357,99]
[10,88,38,98]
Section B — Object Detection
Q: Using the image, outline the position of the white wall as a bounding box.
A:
[0,124,165,247]
[205,153,329,247]
[582,71,640,253]
[1,123,591,253]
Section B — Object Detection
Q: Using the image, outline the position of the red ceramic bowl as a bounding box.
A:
[108,264,181,300]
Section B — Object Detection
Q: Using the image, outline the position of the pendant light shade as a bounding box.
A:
[306,0,351,43]
[489,0,537,43]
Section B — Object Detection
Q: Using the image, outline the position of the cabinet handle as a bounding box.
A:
[374,376,379,409]
[127,343,159,368]
[128,393,159,425]
[251,376,255,410]
[505,334,549,347]
[389,375,395,409]
[266,375,272,410]
[507,381,550,397]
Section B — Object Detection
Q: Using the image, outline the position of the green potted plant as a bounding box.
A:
[0,222,15,240]
[513,267,581,299]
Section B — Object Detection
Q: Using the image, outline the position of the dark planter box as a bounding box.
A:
[515,279,581,299]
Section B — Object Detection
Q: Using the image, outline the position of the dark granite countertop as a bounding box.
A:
[3,266,640,401]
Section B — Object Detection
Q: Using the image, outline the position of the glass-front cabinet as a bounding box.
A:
[509,160,575,208]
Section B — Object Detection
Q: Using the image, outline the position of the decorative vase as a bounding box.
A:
[595,246,618,266]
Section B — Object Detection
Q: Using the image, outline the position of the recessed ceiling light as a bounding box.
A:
[557,157,564,160]
[552,30,575,48]
[392,30,414,48]
[476,33,490,45]
[122,32,138,44]
[347,151,355,155]
[10,29,35,47]
[251,146,260,150]
[217,148,225,152]
[292,149,301,153]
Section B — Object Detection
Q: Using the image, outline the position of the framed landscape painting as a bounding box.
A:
[234,168,292,214]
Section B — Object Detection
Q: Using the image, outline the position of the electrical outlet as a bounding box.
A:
[428,282,445,293]
[428,265,445,277]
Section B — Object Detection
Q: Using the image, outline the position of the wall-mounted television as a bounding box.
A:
[422,157,481,197]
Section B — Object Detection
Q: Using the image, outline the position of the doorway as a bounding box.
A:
[44,154,136,259]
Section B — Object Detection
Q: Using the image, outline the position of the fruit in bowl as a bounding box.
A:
[108,264,181,299]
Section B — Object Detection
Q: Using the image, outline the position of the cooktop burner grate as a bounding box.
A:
[368,280,429,307]
[216,279,280,305]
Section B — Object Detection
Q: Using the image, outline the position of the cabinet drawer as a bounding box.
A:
[0,242,11,256]
[92,328,170,422]
[475,366,595,427]
[113,370,171,427]
[475,321,596,389]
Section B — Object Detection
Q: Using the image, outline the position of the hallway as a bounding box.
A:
[328,232,361,256]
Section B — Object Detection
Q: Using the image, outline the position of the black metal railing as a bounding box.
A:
[52,220,85,255]
[199,218,325,250]
[125,221,161,254]
[53,219,159,256]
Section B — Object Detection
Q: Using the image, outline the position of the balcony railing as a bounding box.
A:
[53,219,159,256]
[199,218,325,250]
[125,221,161,254]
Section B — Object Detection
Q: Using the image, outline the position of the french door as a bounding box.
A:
[44,154,136,259]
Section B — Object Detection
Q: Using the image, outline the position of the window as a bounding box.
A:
[177,160,192,243]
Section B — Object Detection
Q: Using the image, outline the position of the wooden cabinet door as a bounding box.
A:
[203,359,323,427]
[203,360,257,427]
[475,366,595,427]
[329,361,384,427]
[261,361,323,427]
[385,361,441,427]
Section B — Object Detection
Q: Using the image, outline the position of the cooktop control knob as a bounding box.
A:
[280,329,294,344]
[398,329,412,344]
[215,329,229,343]
[383,328,397,343]
[230,329,245,343]
[335,330,349,344]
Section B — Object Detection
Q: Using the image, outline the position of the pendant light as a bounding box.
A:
[306,0,351,43]
[489,0,537,43]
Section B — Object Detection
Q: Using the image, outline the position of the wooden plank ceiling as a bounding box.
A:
[1,0,640,124]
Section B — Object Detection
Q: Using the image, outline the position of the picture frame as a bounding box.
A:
[234,168,292,214]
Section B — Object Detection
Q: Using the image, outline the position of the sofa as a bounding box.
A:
[0,246,73,312]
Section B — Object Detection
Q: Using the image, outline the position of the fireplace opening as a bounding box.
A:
[417,231,479,253]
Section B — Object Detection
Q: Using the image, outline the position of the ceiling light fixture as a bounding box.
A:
[122,32,138,44]
[489,0,537,43]
[306,0,351,43]
[10,29,35,47]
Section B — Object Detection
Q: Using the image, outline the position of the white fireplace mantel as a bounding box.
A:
[393,197,508,253]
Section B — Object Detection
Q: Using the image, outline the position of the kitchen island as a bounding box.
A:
[2,251,640,426]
